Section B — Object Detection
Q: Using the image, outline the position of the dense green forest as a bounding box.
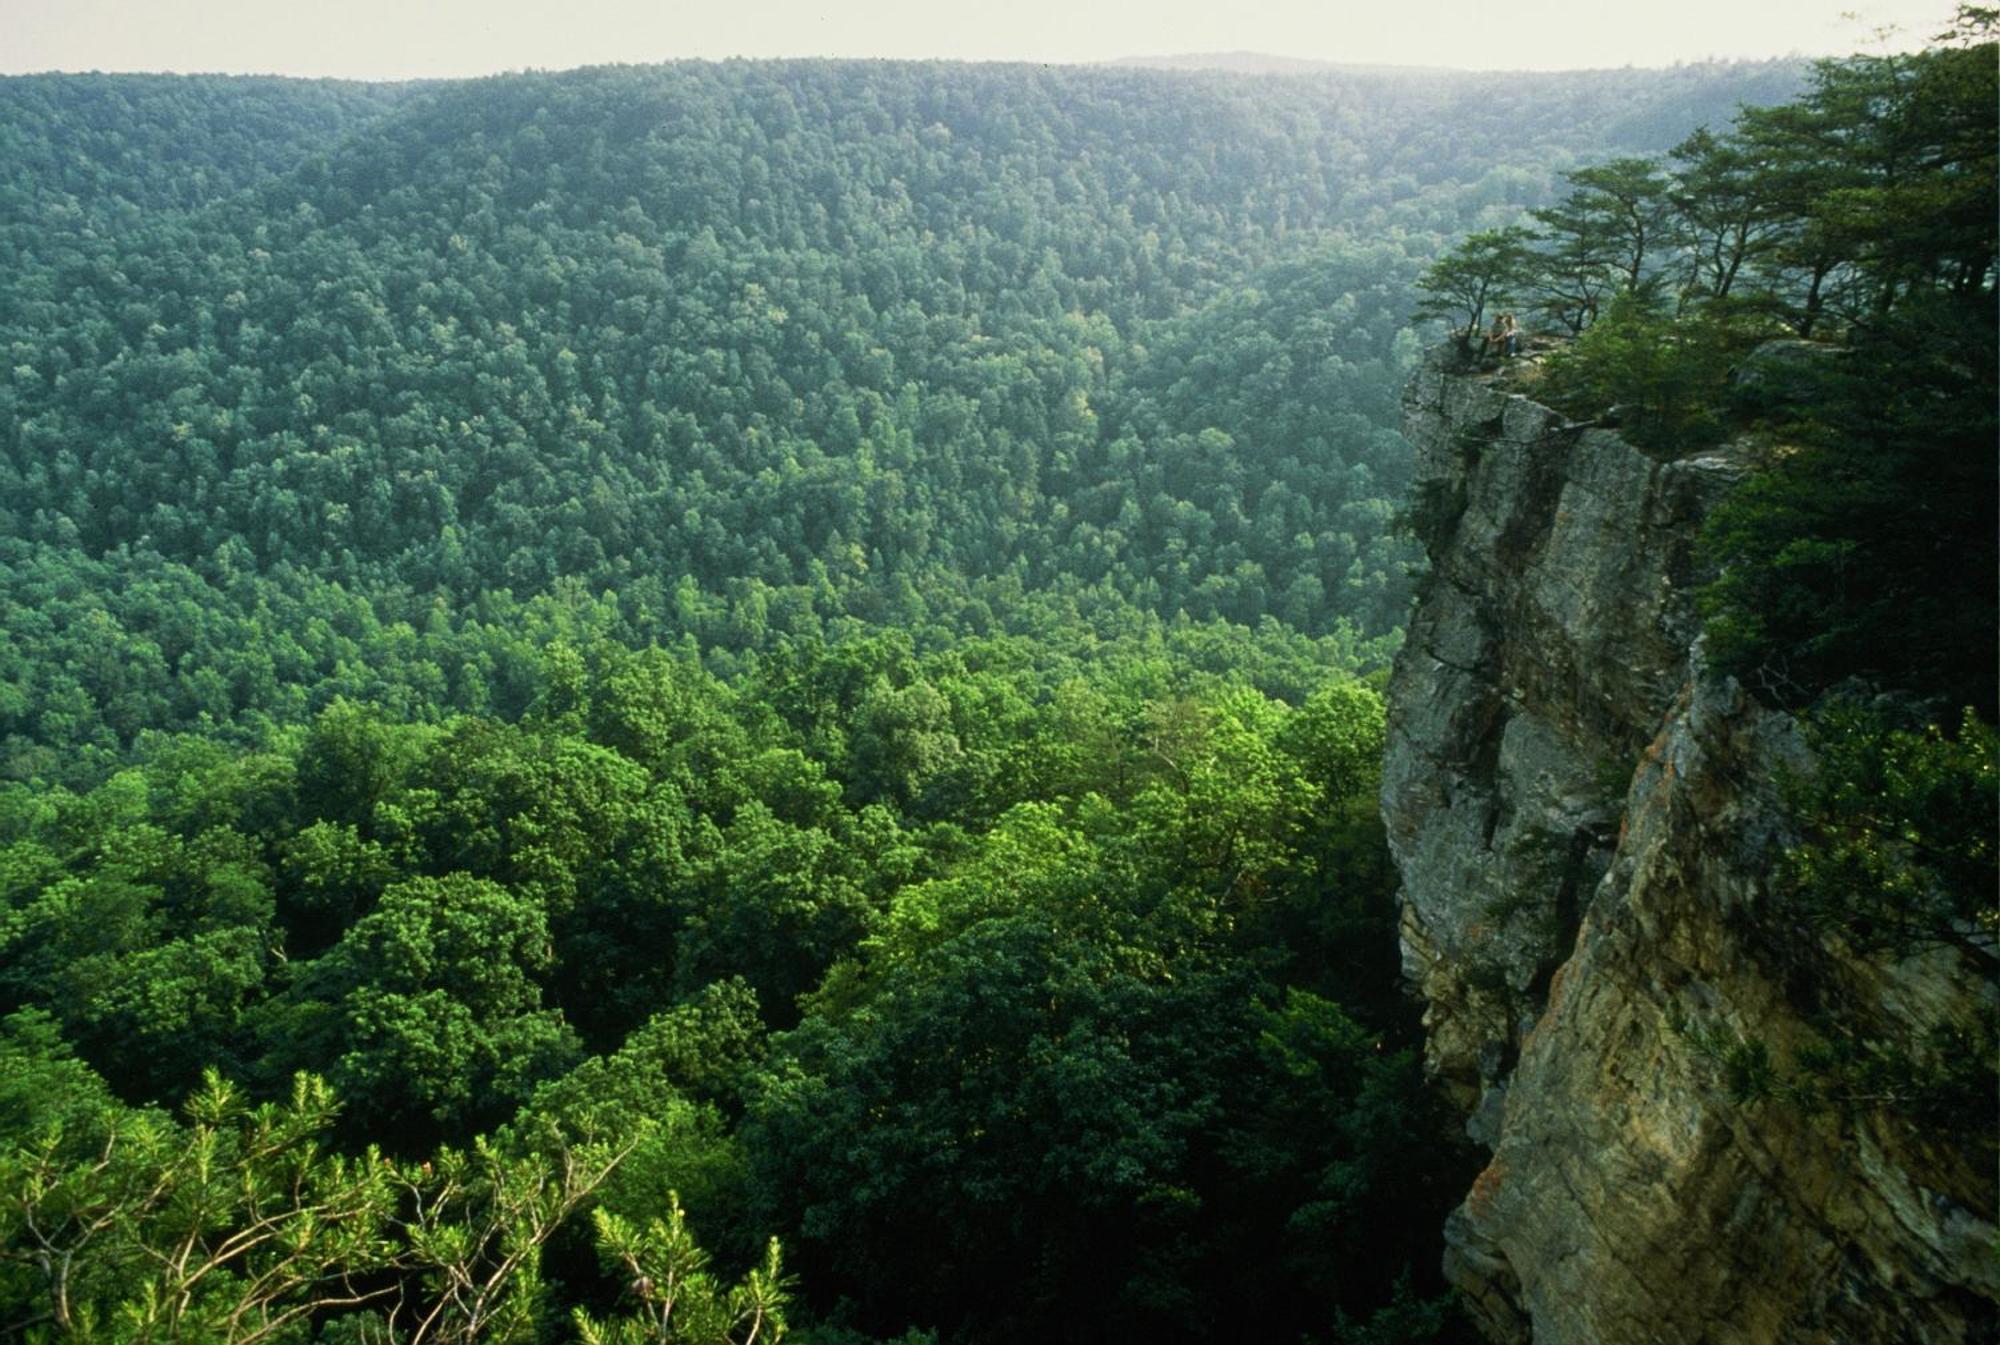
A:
[2,636,1444,1343]
[0,46,1925,1345]
[0,59,1801,783]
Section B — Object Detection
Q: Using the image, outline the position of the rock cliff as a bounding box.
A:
[1383,345,1998,1343]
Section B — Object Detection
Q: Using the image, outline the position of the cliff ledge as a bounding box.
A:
[1383,345,1997,1344]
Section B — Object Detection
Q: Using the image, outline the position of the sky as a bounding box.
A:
[1,0,1965,79]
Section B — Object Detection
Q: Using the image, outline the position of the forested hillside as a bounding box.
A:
[0,59,1799,781]
[0,75,421,219]
[0,55,1816,1344]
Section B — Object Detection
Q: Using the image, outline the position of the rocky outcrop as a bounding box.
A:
[1383,345,1997,1344]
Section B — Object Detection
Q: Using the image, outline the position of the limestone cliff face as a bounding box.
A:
[1383,347,1997,1344]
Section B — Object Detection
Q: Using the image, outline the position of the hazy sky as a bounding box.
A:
[2,0,1965,79]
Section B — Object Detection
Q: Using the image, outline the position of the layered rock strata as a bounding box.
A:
[1382,346,1997,1344]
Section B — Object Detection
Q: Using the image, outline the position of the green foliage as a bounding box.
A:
[1776,705,1997,970]
[272,873,581,1148]
[0,1062,712,1344]
[0,1010,119,1142]
[1333,1272,1464,1345]
[1535,292,1767,449]
[1697,297,1997,714]
[1680,1009,1997,1130]
[1787,1016,1997,1126]
[1525,157,1674,331]
[0,1071,400,1342]
[575,1200,790,1345]
[1414,227,1535,337]
[1677,1018,1785,1105]
[740,681,1470,1344]
[1416,32,1994,347]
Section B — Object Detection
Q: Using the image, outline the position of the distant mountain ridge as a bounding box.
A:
[1105,49,1804,80]
[1105,51,1451,76]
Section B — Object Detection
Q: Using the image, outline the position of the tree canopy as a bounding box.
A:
[0,47,1894,1345]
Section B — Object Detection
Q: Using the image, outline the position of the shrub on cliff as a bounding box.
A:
[1697,293,1997,718]
[1535,293,1771,450]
